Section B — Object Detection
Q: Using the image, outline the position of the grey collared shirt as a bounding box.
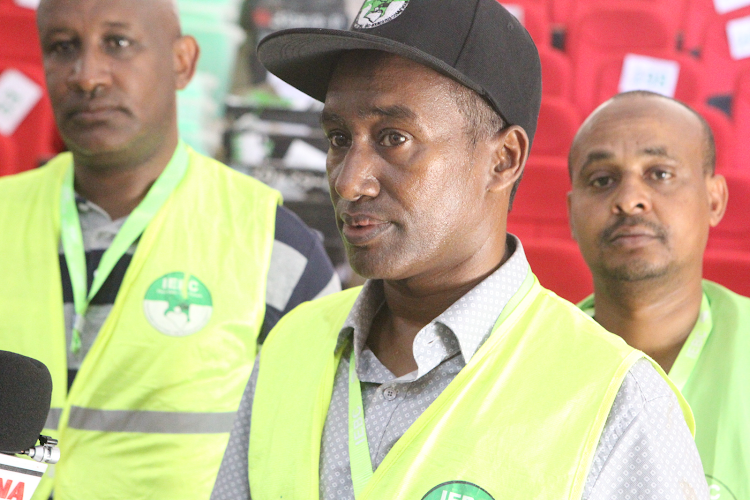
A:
[211,236,708,500]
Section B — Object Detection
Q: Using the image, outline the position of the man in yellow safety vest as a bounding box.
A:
[210,1,709,499]
[569,91,748,500]
[0,0,339,498]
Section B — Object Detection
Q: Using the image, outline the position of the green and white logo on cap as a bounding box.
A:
[143,272,213,337]
[421,481,494,500]
[354,0,409,28]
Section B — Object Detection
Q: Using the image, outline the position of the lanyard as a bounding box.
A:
[60,142,189,354]
[348,349,374,498]
[346,271,536,497]
[667,292,713,392]
[583,292,713,392]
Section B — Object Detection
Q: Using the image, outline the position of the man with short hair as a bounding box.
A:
[0,0,339,498]
[211,2,708,499]
[569,90,748,499]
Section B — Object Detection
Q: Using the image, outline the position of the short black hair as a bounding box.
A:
[568,91,717,178]
[447,80,527,210]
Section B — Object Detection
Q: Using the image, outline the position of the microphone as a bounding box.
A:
[0,350,53,453]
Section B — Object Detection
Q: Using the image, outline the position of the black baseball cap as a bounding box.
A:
[257,0,542,144]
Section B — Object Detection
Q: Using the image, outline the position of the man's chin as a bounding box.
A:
[603,261,670,282]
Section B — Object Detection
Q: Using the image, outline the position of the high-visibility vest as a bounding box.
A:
[0,148,281,500]
[580,281,750,500]
[249,275,693,500]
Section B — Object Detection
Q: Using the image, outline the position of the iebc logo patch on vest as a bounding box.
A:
[422,481,494,500]
[143,272,213,336]
[354,0,409,28]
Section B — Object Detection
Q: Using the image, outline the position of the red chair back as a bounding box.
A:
[703,248,750,297]
[538,45,573,100]
[530,97,581,158]
[508,157,572,240]
[0,134,18,177]
[708,170,750,251]
[522,236,594,303]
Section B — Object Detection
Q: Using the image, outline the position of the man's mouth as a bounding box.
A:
[340,213,391,246]
[601,218,667,247]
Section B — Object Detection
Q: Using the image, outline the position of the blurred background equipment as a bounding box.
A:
[2,0,750,296]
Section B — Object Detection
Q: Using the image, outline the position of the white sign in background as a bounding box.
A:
[13,0,40,8]
[714,0,750,14]
[618,54,680,98]
[501,4,526,26]
[0,69,43,137]
[0,453,47,500]
[727,15,750,59]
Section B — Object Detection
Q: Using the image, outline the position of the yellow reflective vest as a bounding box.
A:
[0,147,281,500]
[249,275,694,499]
[581,281,750,500]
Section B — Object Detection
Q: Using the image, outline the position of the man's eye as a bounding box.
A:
[650,170,673,181]
[328,133,349,149]
[590,176,614,188]
[48,40,77,56]
[105,36,132,51]
[380,132,407,147]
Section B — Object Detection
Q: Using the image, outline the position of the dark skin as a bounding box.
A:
[37,0,199,219]
[568,95,728,372]
[322,52,529,376]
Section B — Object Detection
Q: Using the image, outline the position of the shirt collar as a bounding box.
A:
[334,235,530,366]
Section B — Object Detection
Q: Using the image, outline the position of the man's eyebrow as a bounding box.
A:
[320,105,418,127]
[101,21,132,30]
[581,150,615,170]
[640,146,675,160]
[360,105,417,121]
[320,111,345,127]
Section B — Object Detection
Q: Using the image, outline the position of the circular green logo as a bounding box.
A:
[707,476,737,500]
[354,0,410,28]
[422,481,494,500]
[143,272,213,337]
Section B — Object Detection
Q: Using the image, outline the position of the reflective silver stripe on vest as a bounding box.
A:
[45,408,63,430]
[67,407,236,434]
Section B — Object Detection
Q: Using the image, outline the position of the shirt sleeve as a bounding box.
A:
[582,358,709,499]
[260,205,341,343]
[210,357,258,500]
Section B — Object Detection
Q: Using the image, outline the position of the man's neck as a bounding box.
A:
[367,239,512,377]
[72,139,178,220]
[592,273,704,373]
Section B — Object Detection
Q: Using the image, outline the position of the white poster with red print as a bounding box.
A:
[0,454,47,500]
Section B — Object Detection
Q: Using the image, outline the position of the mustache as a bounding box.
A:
[600,216,668,244]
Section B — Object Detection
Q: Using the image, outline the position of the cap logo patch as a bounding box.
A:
[354,0,409,29]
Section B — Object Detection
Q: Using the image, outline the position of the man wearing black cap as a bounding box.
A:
[210,1,708,498]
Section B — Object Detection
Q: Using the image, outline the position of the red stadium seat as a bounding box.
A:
[0,61,59,174]
[583,51,705,117]
[538,45,574,99]
[0,4,42,65]
[708,170,750,252]
[530,97,581,158]
[568,0,687,34]
[522,236,594,303]
[732,66,750,170]
[703,248,750,297]
[0,135,18,177]
[693,103,736,173]
[568,3,680,113]
[697,6,750,98]
[500,0,552,46]
[508,156,573,240]
[680,0,719,52]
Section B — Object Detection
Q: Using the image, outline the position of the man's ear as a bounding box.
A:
[173,35,200,90]
[707,173,728,227]
[487,125,529,194]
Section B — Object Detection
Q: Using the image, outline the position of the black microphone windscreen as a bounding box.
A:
[0,350,52,452]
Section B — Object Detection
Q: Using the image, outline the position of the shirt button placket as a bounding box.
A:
[382,386,398,401]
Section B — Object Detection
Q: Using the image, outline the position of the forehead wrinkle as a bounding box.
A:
[360,105,417,122]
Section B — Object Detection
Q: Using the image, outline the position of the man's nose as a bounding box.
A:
[331,142,381,202]
[612,174,651,215]
[67,46,111,95]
